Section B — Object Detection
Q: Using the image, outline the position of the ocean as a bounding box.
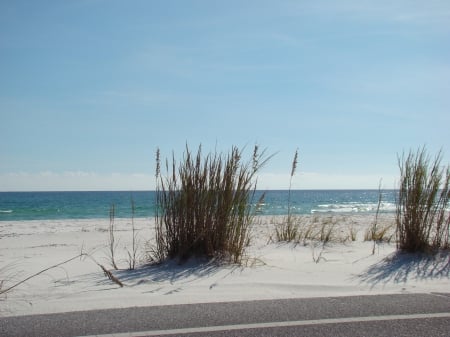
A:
[0,190,397,221]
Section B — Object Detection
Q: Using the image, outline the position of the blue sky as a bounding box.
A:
[1,0,449,191]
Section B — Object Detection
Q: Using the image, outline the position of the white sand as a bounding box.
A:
[1,215,449,317]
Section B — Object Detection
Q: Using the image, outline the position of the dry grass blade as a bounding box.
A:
[276,149,301,242]
[287,149,299,224]
[0,254,86,295]
[126,197,140,270]
[108,204,119,270]
[98,264,124,287]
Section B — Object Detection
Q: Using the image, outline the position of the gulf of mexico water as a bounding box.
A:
[0,190,397,221]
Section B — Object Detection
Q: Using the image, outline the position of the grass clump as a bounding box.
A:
[275,216,302,242]
[396,147,450,253]
[365,181,395,253]
[275,215,343,245]
[364,224,394,243]
[347,222,358,242]
[154,144,271,264]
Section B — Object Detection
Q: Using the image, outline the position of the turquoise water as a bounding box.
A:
[0,190,397,221]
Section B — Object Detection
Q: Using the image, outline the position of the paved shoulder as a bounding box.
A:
[1,293,450,337]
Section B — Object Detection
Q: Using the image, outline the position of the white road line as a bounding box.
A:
[78,312,450,337]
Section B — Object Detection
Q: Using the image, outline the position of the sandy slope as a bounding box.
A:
[1,215,449,317]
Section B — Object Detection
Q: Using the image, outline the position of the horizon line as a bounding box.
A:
[0,188,398,193]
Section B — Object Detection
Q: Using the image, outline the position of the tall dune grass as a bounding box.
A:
[396,147,450,253]
[154,145,271,263]
[276,149,299,242]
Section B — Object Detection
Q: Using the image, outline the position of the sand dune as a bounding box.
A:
[1,215,448,317]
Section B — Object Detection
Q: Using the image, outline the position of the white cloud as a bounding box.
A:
[258,172,397,190]
[0,171,155,191]
[0,170,398,192]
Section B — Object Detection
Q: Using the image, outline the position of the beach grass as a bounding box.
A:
[107,204,119,270]
[364,223,394,242]
[364,182,395,253]
[275,215,302,242]
[275,215,350,245]
[396,147,450,253]
[347,222,358,242]
[154,144,272,264]
[125,197,139,270]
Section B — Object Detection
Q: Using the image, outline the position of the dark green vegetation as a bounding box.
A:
[396,147,450,253]
[153,145,272,263]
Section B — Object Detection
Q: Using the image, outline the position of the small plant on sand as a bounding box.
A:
[275,149,300,242]
[276,215,347,246]
[364,223,394,244]
[365,181,394,253]
[396,147,450,253]
[319,221,336,243]
[347,222,358,242]
[309,218,336,263]
[125,197,140,270]
[311,216,342,242]
[154,144,272,263]
[108,204,119,270]
[275,216,301,243]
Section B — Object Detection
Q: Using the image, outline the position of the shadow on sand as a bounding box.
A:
[106,258,238,287]
[358,250,450,287]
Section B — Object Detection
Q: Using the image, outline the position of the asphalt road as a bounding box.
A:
[1,293,449,337]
